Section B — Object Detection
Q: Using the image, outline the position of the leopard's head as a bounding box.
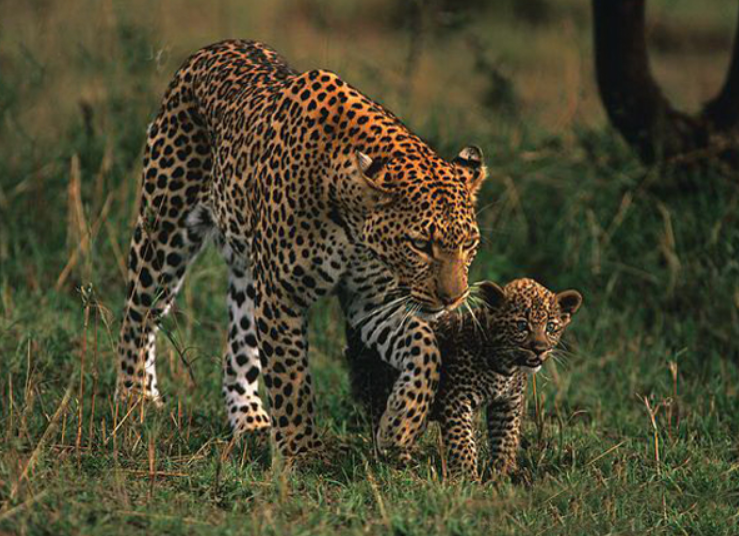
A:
[346,146,487,316]
[477,278,583,373]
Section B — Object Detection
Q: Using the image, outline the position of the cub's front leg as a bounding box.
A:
[437,392,480,480]
[485,392,525,476]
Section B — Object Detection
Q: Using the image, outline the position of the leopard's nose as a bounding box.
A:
[438,288,467,309]
[437,258,467,309]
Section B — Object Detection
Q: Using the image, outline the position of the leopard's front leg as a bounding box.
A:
[376,319,441,451]
[255,280,322,465]
[341,273,440,453]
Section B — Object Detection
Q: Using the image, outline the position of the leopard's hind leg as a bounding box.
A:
[116,70,214,405]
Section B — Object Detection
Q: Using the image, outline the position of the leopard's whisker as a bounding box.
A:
[383,297,414,327]
[466,294,483,307]
[464,301,483,333]
[354,294,410,327]
[354,305,391,328]
[467,286,494,310]
[391,301,418,340]
[476,199,503,217]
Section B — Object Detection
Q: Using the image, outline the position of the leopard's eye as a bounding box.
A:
[407,236,433,255]
[464,236,478,250]
[516,320,528,332]
[546,321,558,334]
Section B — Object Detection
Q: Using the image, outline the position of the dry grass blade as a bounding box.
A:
[585,440,627,467]
[121,469,188,477]
[436,427,448,482]
[114,510,214,526]
[103,398,143,446]
[6,375,14,443]
[532,374,545,444]
[87,309,100,451]
[104,213,129,283]
[76,303,90,464]
[640,395,662,475]
[59,154,91,286]
[0,490,49,524]
[8,374,75,502]
[364,461,390,529]
[656,202,681,297]
[56,191,114,292]
[148,431,157,501]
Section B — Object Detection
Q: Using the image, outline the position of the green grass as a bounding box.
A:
[2,1,739,534]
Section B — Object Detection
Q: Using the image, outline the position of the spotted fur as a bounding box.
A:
[115,40,487,463]
[347,278,583,479]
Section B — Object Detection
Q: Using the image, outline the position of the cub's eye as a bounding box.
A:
[546,321,558,334]
[516,320,528,332]
[407,236,433,255]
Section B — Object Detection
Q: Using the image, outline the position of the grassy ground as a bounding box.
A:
[2,1,739,534]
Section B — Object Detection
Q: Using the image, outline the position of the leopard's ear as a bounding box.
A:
[351,150,393,208]
[479,281,506,310]
[556,290,583,317]
[453,145,487,197]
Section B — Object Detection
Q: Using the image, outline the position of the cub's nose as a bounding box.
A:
[530,340,549,356]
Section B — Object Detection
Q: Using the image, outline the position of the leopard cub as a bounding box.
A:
[346,278,582,480]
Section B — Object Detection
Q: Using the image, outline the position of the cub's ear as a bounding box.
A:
[453,145,487,197]
[351,150,392,208]
[478,281,506,310]
[556,290,583,317]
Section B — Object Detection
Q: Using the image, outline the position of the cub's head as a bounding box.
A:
[477,278,583,373]
[346,146,487,316]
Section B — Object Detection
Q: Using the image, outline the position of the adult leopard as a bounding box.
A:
[116,40,487,463]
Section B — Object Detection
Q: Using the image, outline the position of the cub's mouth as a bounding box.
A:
[517,349,550,374]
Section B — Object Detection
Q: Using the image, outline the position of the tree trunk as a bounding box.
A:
[592,0,739,169]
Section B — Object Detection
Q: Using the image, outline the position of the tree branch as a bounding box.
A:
[703,4,739,130]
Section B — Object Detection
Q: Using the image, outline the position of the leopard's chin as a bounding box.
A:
[415,307,447,321]
[407,297,447,320]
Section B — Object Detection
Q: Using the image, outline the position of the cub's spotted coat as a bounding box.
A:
[116,40,487,463]
[347,278,582,479]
